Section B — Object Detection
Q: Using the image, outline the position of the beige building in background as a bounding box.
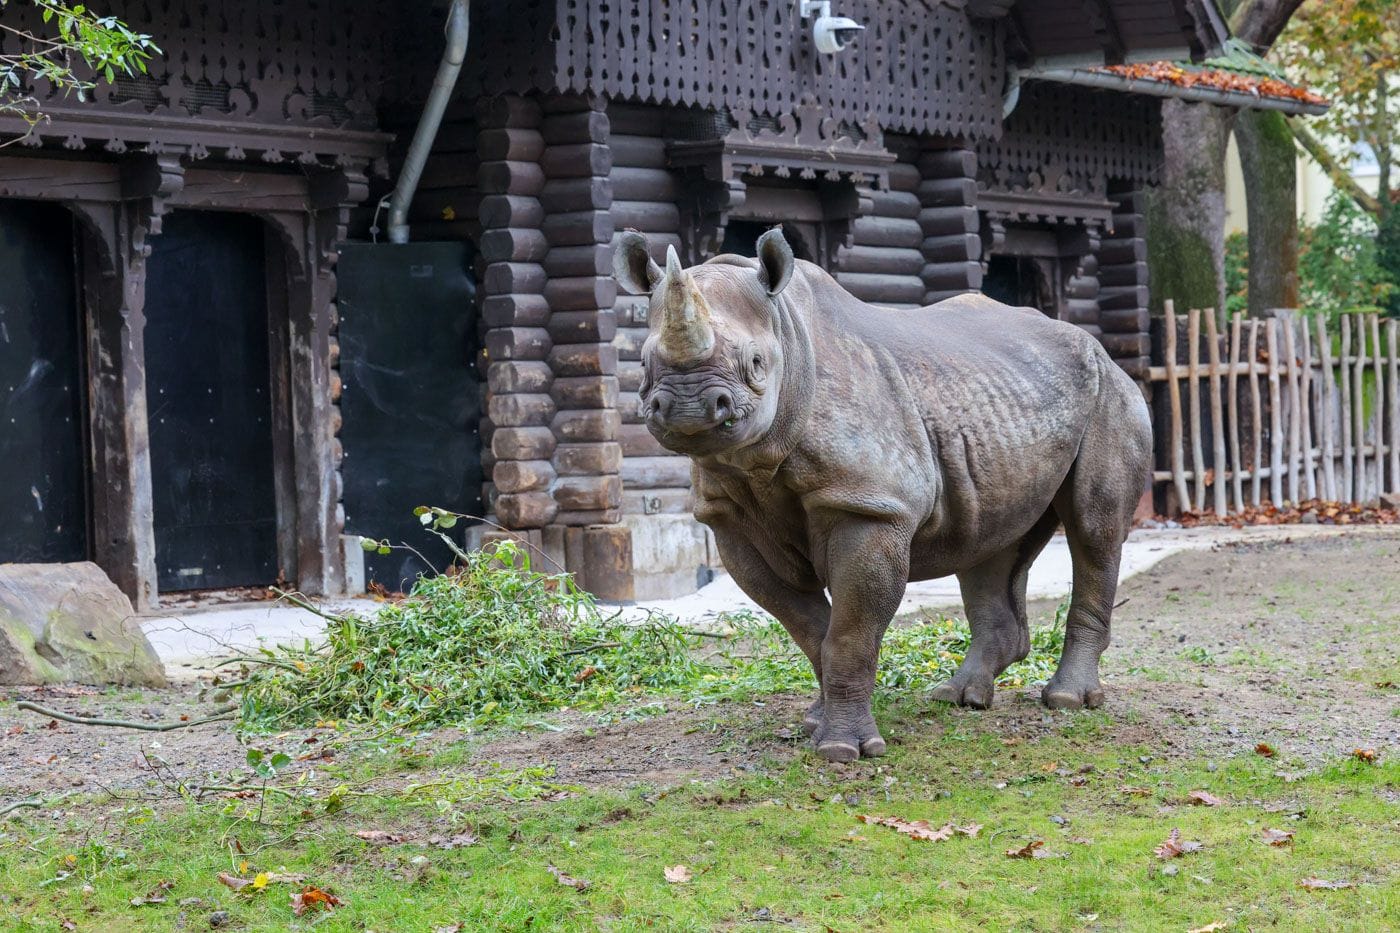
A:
[1225,135,1382,233]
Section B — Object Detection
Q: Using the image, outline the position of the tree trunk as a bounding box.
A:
[1236,108,1299,315]
[1147,98,1234,314]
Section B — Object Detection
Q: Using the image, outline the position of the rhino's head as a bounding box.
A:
[614,228,796,458]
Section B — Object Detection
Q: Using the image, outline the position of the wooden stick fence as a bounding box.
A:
[1150,305,1400,516]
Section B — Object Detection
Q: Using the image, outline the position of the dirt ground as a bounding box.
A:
[3,529,1398,800]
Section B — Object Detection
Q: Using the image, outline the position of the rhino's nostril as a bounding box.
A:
[712,391,733,423]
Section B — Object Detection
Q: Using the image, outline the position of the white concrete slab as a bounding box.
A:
[141,523,1390,674]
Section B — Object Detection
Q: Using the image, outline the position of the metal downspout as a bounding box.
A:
[387,0,470,244]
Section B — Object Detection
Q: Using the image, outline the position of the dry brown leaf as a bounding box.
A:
[1153,828,1204,859]
[1352,747,1378,763]
[856,814,953,842]
[1004,840,1046,859]
[953,822,982,838]
[1261,828,1295,847]
[546,865,590,891]
[1299,877,1354,891]
[354,830,409,845]
[1120,785,1152,797]
[289,886,341,916]
[664,864,693,884]
[216,872,253,893]
[1187,923,1228,932]
[1255,742,1277,758]
[428,832,478,850]
[1187,790,1224,807]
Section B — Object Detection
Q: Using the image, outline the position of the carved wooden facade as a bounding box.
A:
[0,0,1262,603]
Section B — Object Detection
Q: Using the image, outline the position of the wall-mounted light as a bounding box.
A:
[798,0,865,55]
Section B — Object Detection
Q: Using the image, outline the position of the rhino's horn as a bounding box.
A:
[657,245,716,367]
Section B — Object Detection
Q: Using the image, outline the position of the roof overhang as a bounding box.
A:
[1024,67,1329,116]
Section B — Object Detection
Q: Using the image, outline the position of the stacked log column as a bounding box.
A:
[476,96,557,546]
[1061,254,1102,338]
[1096,191,1152,379]
[832,164,925,309]
[540,96,632,598]
[917,143,983,303]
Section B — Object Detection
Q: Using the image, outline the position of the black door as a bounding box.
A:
[144,211,278,591]
[0,200,88,563]
[336,241,479,591]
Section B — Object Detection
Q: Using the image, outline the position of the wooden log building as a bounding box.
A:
[0,0,1322,606]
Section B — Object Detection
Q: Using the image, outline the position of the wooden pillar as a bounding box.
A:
[540,95,631,599]
[476,95,558,534]
[917,141,983,304]
[1096,190,1152,379]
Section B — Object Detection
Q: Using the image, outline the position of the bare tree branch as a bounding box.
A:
[1289,118,1384,216]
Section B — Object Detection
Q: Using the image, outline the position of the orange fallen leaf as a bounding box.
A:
[1352,748,1378,763]
[1153,828,1203,859]
[1255,742,1277,758]
[573,665,598,683]
[663,864,693,884]
[290,886,341,916]
[1187,790,1224,807]
[1004,840,1045,859]
[1261,828,1295,847]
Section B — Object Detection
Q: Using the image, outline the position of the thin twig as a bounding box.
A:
[16,701,237,731]
[0,799,42,818]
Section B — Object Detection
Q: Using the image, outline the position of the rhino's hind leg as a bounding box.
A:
[1042,373,1150,710]
[933,509,1058,709]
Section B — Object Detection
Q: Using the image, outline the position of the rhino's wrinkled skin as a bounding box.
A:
[615,229,1153,762]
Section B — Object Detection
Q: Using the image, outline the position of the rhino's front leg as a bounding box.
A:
[709,526,831,733]
[814,520,910,762]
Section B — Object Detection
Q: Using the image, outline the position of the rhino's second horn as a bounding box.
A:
[657,245,716,367]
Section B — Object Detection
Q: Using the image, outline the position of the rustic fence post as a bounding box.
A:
[1299,315,1316,500]
[1371,313,1386,501]
[1352,314,1368,502]
[1340,314,1354,503]
[1164,301,1189,510]
[1248,319,1263,507]
[1188,307,1205,512]
[1228,313,1244,512]
[1281,312,1301,503]
[1389,318,1399,495]
[1265,318,1284,505]
[1205,308,1227,516]
[1315,315,1336,501]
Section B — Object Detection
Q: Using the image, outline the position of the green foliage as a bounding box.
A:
[0,0,159,132]
[1299,191,1396,316]
[1224,231,1250,317]
[239,533,1066,732]
[1378,201,1400,315]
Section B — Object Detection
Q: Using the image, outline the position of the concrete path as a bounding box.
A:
[141,523,1386,675]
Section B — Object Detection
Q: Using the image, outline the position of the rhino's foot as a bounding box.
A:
[812,712,886,762]
[929,671,997,710]
[1041,674,1105,711]
[801,697,823,736]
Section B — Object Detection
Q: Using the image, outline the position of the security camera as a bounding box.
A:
[798,0,865,55]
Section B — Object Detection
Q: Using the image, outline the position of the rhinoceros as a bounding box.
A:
[614,228,1152,762]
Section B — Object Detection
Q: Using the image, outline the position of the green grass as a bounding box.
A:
[3,698,1397,932]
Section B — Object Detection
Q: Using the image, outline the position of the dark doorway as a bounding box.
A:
[0,200,88,563]
[336,241,480,591]
[982,254,1061,315]
[144,211,278,591]
[721,220,817,263]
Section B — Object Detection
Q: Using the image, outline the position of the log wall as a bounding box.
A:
[832,156,926,309]
[1097,190,1152,378]
[916,143,984,303]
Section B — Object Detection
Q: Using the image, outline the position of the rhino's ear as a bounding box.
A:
[755,226,794,296]
[614,230,663,295]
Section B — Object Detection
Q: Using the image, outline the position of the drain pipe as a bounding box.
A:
[387,0,470,244]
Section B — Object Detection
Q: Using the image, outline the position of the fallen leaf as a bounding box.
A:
[434,926,464,933]
[428,832,478,849]
[573,665,598,683]
[1120,785,1152,797]
[354,830,409,845]
[547,865,590,891]
[1299,877,1354,891]
[217,872,253,893]
[1261,828,1295,847]
[1187,923,1228,932]
[664,864,693,884]
[129,880,174,907]
[1187,790,1224,807]
[1153,828,1204,859]
[290,886,341,916]
[857,814,976,842]
[1255,742,1277,758]
[1004,840,1045,859]
[1352,748,1378,763]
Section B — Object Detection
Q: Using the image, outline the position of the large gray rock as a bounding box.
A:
[0,562,167,686]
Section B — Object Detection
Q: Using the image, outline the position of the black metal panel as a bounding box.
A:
[145,211,278,591]
[0,200,87,563]
[336,241,480,591]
